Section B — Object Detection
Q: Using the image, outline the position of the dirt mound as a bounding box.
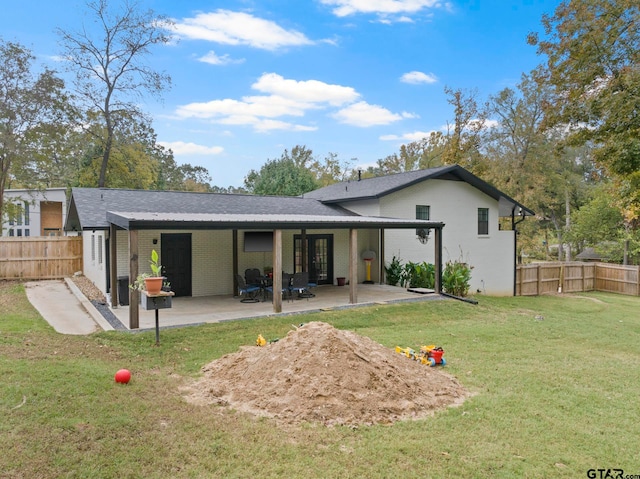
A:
[183,321,469,426]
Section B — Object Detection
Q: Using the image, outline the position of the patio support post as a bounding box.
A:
[273,229,282,313]
[349,228,358,304]
[434,226,442,294]
[379,229,385,284]
[232,230,238,296]
[129,229,139,329]
[109,223,118,308]
[300,229,307,272]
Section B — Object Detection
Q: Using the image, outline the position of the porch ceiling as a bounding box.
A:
[106,211,445,231]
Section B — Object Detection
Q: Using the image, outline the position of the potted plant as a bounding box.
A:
[144,249,164,294]
[129,250,164,295]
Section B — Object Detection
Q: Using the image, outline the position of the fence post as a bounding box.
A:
[536,264,541,296]
[637,265,640,297]
[517,265,522,296]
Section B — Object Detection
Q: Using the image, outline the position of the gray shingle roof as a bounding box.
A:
[66,188,358,230]
[303,164,535,217]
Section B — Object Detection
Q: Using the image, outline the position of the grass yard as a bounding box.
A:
[1,280,639,478]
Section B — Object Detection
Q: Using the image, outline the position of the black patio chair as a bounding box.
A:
[291,272,312,300]
[244,268,262,288]
[266,272,292,301]
[236,274,260,303]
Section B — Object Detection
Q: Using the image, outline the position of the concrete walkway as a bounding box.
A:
[25,279,113,335]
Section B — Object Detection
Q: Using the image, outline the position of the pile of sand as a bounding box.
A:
[183,321,469,426]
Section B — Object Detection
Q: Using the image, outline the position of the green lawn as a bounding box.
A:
[1,281,639,478]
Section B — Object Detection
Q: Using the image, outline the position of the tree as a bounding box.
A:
[176,164,212,192]
[58,0,173,187]
[367,132,448,177]
[244,146,319,196]
[483,71,596,261]
[308,152,354,186]
[567,183,640,263]
[441,87,489,171]
[0,39,69,216]
[528,0,640,206]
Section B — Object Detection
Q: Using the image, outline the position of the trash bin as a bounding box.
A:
[118,276,129,306]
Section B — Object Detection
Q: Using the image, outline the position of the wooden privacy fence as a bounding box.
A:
[0,236,83,280]
[516,262,640,297]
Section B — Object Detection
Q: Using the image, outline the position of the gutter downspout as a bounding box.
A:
[512,206,527,296]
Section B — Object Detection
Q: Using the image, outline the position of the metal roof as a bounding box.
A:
[106,211,444,231]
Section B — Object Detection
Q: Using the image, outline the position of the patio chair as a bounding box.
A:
[265,272,292,301]
[235,274,260,303]
[306,273,317,298]
[291,272,312,300]
[244,268,262,288]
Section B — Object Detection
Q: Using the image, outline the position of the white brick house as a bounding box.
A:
[65,165,533,327]
[303,165,531,295]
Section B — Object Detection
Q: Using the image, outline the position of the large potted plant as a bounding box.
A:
[144,249,163,295]
[130,249,164,295]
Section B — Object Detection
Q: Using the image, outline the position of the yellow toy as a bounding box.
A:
[256,334,266,347]
[395,343,446,366]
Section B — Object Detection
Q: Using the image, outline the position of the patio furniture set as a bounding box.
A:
[236,269,317,303]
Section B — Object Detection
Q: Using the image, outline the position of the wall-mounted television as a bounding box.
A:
[243,231,273,252]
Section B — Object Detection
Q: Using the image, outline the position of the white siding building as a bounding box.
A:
[2,188,68,237]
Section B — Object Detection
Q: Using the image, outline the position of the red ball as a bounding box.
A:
[115,369,131,384]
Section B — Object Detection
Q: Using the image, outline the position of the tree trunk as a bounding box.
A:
[98,133,112,188]
[565,188,571,262]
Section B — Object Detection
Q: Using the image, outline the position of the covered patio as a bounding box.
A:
[106,283,444,330]
[106,211,445,329]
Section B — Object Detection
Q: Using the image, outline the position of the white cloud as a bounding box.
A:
[198,50,244,65]
[380,130,437,141]
[252,73,359,106]
[175,73,405,131]
[400,71,438,84]
[176,73,366,131]
[333,101,403,127]
[253,119,318,132]
[176,94,316,120]
[320,0,445,17]
[172,10,313,50]
[159,141,224,156]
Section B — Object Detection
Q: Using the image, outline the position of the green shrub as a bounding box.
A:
[401,261,435,288]
[442,260,472,297]
[384,255,403,286]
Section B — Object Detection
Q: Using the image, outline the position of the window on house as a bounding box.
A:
[98,235,103,265]
[8,229,14,237]
[24,202,30,226]
[416,205,430,235]
[478,208,489,235]
[17,229,22,237]
[24,229,30,237]
[91,234,96,262]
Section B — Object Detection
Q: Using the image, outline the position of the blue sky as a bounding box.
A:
[1,0,560,188]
